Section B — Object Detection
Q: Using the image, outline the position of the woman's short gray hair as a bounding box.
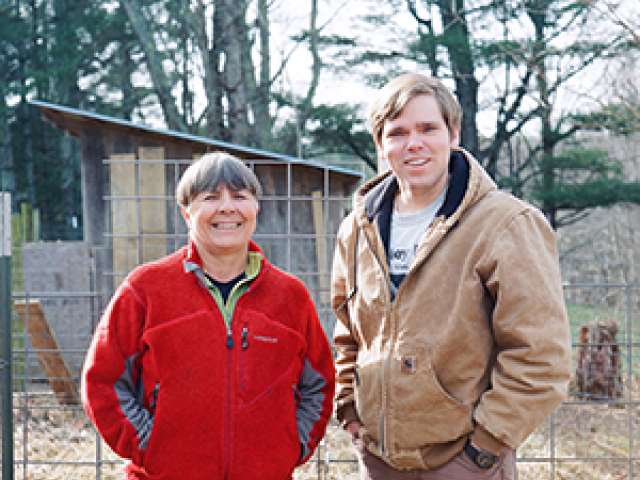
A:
[176,152,262,208]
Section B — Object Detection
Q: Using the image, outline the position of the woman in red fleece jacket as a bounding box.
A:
[81,152,335,480]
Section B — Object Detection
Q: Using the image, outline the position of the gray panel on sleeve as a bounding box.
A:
[296,357,327,458]
[114,353,155,449]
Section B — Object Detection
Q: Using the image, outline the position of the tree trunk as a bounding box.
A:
[119,40,137,120]
[252,0,272,148]
[184,1,224,139]
[296,0,321,158]
[52,0,82,239]
[217,0,251,145]
[0,89,14,192]
[407,0,438,77]
[240,3,260,147]
[528,1,556,228]
[437,0,479,158]
[121,0,188,132]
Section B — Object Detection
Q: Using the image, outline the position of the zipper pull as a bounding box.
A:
[226,332,234,349]
[241,326,249,350]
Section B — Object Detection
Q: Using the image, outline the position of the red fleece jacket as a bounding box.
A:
[81,241,335,480]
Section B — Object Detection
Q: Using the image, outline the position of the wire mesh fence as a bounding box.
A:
[1,157,639,479]
[4,283,639,480]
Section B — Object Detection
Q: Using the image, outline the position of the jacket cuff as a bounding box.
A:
[336,403,360,429]
[470,425,509,456]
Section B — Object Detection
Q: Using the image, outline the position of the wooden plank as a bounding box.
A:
[14,300,80,405]
[312,190,329,304]
[138,147,167,263]
[110,153,138,288]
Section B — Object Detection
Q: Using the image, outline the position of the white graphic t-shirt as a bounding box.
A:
[389,187,447,288]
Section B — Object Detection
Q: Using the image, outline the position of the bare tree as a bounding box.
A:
[120,0,325,149]
[120,0,188,132]
[340,0,639,227]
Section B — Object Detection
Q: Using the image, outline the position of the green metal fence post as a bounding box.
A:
[1,191,13,480]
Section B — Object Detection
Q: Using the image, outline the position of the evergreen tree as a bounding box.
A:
[1,0,140,240]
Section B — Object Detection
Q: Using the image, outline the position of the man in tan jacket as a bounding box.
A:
[331,73,571,479]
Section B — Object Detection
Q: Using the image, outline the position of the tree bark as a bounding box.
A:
[0,87,14,192]
[218,0,251,145]
[184,0,224,139]
[528,0,556,228]
[120,0,188,132]
[436,0,479,159]
[295,0,321,158]
[119,39,137,121]
[252,0,272,148]
[178,2,193,128]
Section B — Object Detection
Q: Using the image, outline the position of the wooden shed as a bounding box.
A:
[30,100,362,327]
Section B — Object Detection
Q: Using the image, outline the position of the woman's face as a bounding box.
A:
[181,184,259,256]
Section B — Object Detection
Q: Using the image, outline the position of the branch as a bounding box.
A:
[551,123,581,145]
[557,209,591,228]
[481,66,535,166]
[339,134,376,169]
[597,0,640,45]
[298,0,321,125]
[406,0,432,28]
[269,0,349,87]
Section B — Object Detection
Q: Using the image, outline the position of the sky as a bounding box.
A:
[136,0,638,140]
[264,0,638,137]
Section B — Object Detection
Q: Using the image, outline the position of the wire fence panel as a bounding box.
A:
[7,286,640,478]
[3,157,639,479]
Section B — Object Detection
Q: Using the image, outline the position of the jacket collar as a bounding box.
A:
[364,174,398,223]
[438,150,469,218]
[362,149,470,222]
[183,239,265,279]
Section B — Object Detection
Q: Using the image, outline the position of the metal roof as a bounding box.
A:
[30,99,362,178]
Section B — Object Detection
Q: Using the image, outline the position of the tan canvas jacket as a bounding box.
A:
[331,149,571,471]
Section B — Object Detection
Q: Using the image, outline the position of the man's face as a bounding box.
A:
[379,94,459,198]
[181,185,259,256]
